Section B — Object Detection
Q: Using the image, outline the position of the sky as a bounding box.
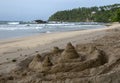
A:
[0,0,120,21]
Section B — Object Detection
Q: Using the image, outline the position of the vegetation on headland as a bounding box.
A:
[49,4,120,23]
[111,9,120,22]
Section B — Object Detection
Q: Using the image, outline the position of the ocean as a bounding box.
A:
[0,23,106,40]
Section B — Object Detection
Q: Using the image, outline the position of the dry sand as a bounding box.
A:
[0,23,120,74]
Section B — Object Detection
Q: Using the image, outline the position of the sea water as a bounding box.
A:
[0,23,106,40]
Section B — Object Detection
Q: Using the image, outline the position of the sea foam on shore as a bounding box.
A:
[0,23,105,39]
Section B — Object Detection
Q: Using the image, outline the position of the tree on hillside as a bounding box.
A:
[48,4,120,22]
[112,9,120,22]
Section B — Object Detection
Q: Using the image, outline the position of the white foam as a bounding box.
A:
[0,26,44,31]
[46,31,51,33]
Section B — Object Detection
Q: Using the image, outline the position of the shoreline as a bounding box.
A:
[0,24,120,73]
[0,25,105,41]
[0,24,108,47]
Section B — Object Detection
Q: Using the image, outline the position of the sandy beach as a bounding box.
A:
[1,0,120,82]
[0,24,120,79]
[0,24,120,83]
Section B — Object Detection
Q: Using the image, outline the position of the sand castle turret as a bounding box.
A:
[28,54,41,69]
[61,42,79,59]
[88,46,98,54]
[42,56,53,67]
[51,47,60,54]
[38,56,53,72]
[32,54,41,61]
[28,54,53,72]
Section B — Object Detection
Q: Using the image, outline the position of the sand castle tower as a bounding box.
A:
[38,56,53,72]
[42,56,53,67]
[29,54,53,72]
[51,47,60,54]
[88,46,98,54]
[61,42,79,59]
[28,54,42,69]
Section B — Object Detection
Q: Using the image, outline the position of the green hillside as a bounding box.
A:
[49,4,120,22]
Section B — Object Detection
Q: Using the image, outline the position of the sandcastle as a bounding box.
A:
[61,42,79,59]
[28,54,42,70]
[0,42,112,83]
[28,42,108,74]
[42,56,53,67]
[28,53,53,72]
[49,43,108,73]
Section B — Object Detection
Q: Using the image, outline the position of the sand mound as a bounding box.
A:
[51,47,61,54]
[28,54,53,73]
[42,56,53,67]
[66,42,75,49]
[28,54,42,70]
[71,49,108,72]
[50,48,108,73]
[34,56,53,73]
[31,54,41,62]
[76,43,98,53]
[88,46,98,54]
[61,42,79,60]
